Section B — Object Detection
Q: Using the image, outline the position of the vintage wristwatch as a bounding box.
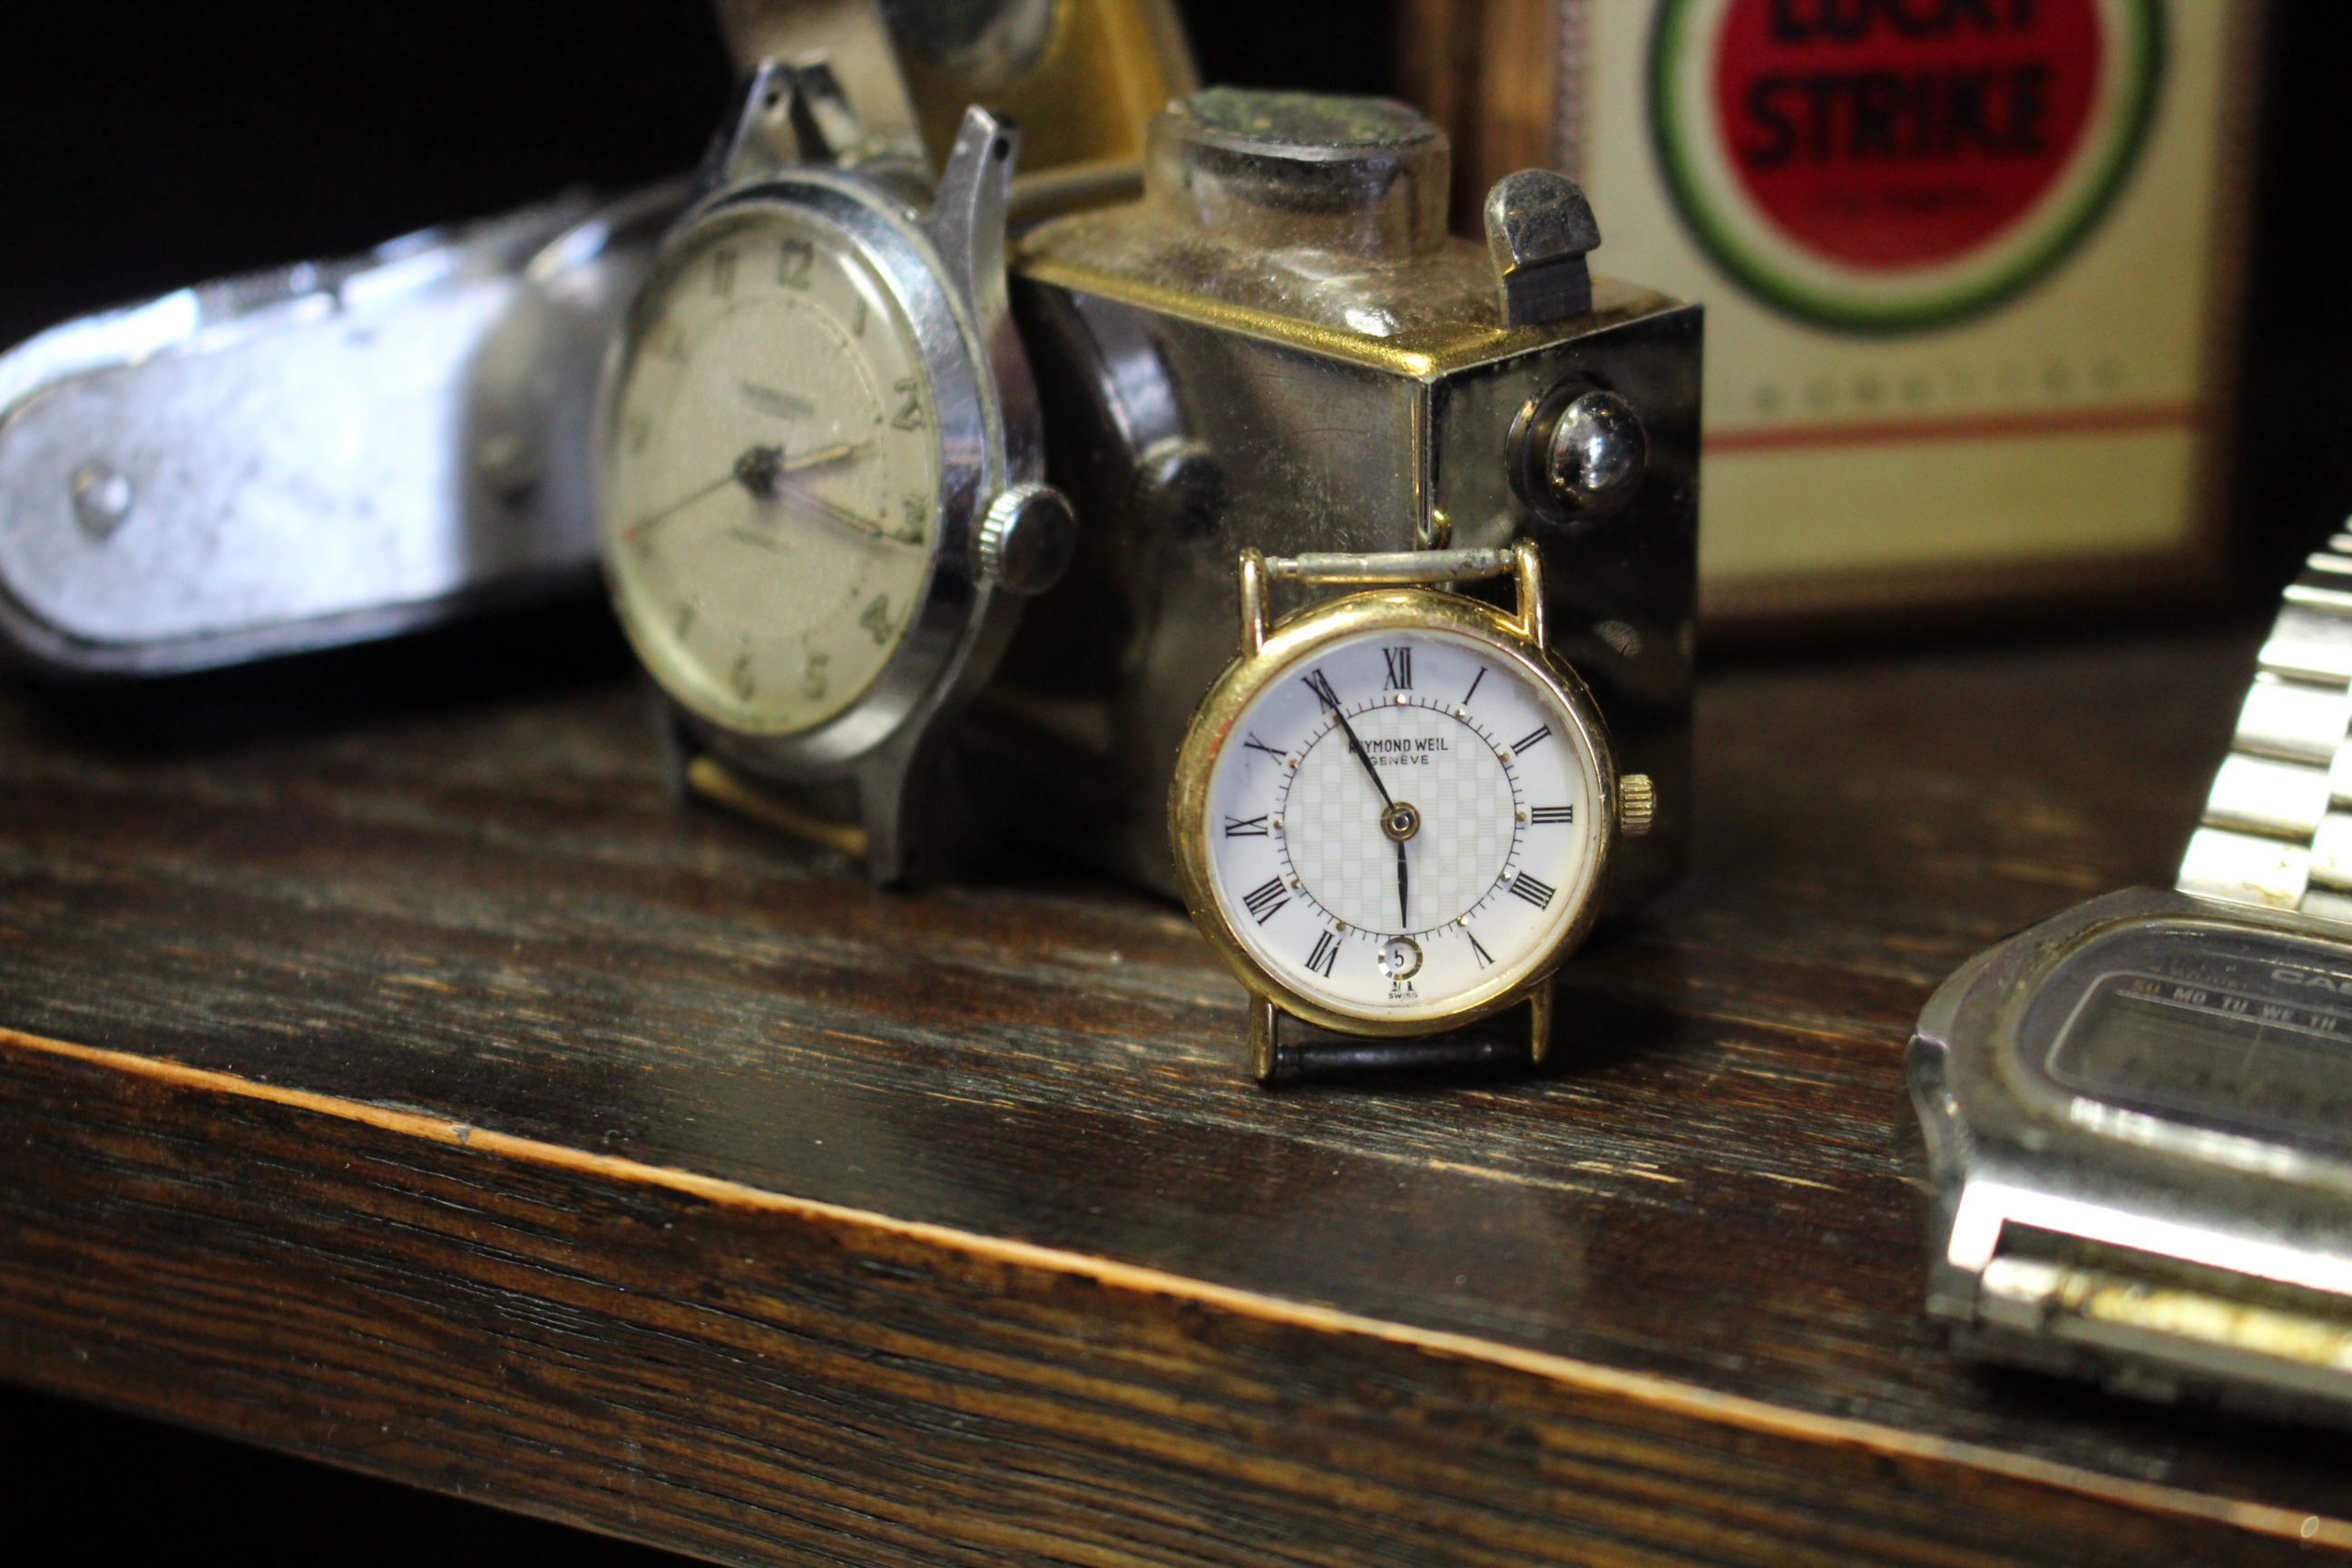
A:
[1172,541,1653,1083]
[610,0,1193,880]
[1909,533,2352,1422]
[599,39,1078,883]
[0,185,673,677]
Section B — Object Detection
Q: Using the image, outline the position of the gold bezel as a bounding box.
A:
[1169,582,1618,1037]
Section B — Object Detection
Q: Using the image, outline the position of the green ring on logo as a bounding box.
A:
[1648,0,2166,334]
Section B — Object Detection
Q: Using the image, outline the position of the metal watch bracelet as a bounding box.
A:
[2179,533,2352,921]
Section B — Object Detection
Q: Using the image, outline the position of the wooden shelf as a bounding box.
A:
[2,621,2340,1566]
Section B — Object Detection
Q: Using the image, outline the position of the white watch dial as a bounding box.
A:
[1202,624,1604,1024]
[602,201,938,737]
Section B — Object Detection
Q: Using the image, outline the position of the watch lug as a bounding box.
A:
[709,0,927,164]
[931,107,1016,310]
[1238,548,1269,656]
[1510,538,1547,651]
[1527,975,1557,1065]
[854,730,957,887]
[930,105,1046,486]
[700,58,799,192]
[854,753,913,886]
[1250,995,1279,1083]
[648,686,696,805]
[699,54,932,202]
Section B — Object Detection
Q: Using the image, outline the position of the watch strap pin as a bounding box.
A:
[1237,539,1550,652]
[684,755,871,862]
[1261,547,1514,584]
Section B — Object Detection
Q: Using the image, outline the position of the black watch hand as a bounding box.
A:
[1396,838,1408,929]
[1340,714,1394,808]
[1307,674,1394,808]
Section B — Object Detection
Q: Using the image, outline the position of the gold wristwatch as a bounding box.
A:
[1171,543,1654,1082]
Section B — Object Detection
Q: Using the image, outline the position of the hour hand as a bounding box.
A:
[1308,673,1396,808]
[621,441,872,546]
[778,441,872,475]
[734,440,872,495]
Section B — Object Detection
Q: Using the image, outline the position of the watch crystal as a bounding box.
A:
[2020,921,2352,1152]
[1202,624,1602,1023]
[603,203,940,736]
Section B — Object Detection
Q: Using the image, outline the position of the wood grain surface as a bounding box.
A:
[1,620,2341,1566]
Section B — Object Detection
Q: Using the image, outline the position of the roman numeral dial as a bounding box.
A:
[1198,622,1605,1024]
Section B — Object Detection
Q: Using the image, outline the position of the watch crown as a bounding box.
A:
[977,484,1077,596]
[1618,773,1656,837]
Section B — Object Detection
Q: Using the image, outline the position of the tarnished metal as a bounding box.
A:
[1908,554,2352,1420]
[1485,169,1599,325]
[981,90,1699,906]
[1910,887,2352,1425]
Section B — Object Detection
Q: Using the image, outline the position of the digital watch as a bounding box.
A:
[1909,534,2352,1423]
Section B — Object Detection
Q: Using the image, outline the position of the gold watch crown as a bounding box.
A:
[1619,773,1657,837]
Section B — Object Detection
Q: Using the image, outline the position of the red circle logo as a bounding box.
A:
[1714,0,2103,270]
[1652,0,2160,328]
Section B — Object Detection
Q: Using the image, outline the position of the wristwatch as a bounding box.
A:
[1908,532,2352,1422]
[612,0,1194,880]
[599,28,1079,882]
[0,184,673,677]
[1172,542,1653,1083]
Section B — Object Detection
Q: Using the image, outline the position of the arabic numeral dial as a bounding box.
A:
[599,202,941,741]
[1200,623,1604,1023]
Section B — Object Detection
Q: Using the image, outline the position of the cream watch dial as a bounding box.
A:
[603,203,939,736]
[1203,625,1602,1023]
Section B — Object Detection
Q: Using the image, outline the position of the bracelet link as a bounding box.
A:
[2181,537,2352,923]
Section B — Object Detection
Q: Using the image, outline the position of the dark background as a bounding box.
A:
[0,1,2340,1561]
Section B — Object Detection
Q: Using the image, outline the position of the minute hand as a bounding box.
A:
[774,473,921,545]
[1307,673,1394,809]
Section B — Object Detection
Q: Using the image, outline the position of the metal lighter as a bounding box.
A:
[967,88,1700,911]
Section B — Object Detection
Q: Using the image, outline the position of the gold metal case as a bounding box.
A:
[1170,543,1619,1057]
